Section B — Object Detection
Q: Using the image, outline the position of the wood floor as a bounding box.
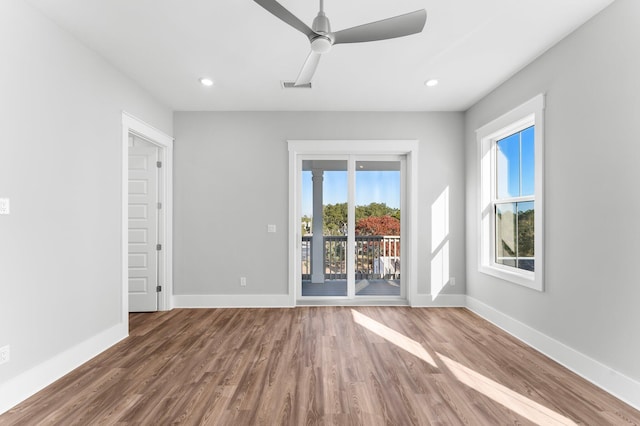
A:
[2,307,639,425]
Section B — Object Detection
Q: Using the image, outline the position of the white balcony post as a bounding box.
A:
[311,169,325,283]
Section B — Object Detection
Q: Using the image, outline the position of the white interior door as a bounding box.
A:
[128,139,160,312]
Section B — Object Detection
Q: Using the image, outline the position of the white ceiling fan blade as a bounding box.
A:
[254,0,317,39]
[295,51,322,86]
[332,9,427,45]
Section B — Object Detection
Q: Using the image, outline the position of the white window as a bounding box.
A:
[477,94,544,291]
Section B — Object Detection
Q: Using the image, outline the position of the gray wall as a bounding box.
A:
[465,0,640,381]
[173,112,465,298]
[0,0,172,384]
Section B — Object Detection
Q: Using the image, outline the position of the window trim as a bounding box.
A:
[477,94,544,291]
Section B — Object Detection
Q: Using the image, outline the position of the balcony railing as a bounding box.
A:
[301,235,400,280]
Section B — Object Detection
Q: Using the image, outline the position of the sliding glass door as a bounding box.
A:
[299,156,404,301]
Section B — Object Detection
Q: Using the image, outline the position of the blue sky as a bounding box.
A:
[302,170,400,217]
[497,126,534,199]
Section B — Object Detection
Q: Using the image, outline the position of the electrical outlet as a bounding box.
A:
[449,277,456,287]
[240,277,247,287]
[0,345,10,365]
[267,224,276,233]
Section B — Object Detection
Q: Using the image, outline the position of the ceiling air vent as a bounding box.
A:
[281,81,312,89]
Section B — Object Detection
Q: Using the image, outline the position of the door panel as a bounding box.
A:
[128,143,159,312]
[300,160,348,297]
[355,160,402,297]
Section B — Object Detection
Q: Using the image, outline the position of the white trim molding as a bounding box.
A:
[173,294,293,308]
[411,294,467,307]
[477,94,545,291]
[121,112,174,315]
[0,323,127,415]
[466,296,640,410]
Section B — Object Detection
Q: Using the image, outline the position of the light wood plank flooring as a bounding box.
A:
[2,307,639,425]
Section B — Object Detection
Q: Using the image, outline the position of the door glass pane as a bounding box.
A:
[301,160,348,296]
[355,160,401,297]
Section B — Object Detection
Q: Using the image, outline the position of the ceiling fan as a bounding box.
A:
[254,0,427,86]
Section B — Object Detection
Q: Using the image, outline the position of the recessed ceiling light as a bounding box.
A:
[425,79,439,87]
[199,77,214,87]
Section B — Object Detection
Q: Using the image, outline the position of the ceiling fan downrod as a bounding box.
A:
[311,0,332,53]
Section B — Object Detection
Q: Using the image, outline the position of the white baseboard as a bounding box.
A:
[411,293,467,307]
[466,296,640,410]
[173,293,467,309]
[173,294,294,308]
[0,322,128,415]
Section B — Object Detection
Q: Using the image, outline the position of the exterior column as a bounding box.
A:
[311,169,324,283]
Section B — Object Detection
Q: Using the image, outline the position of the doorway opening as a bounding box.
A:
[300,158,404,299]
[288,140,418,306]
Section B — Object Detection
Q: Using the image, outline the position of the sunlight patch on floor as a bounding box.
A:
[350,309,576,425]
[351,309,437,368]
[437,353,577,425]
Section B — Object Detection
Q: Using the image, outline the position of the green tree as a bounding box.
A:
[355,202,400,221]
[323,202,348,235]
[518,209,534,257]
[301,215,312,236]
[320,202,400,235]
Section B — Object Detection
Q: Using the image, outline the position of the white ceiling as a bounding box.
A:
[27,0,614,111]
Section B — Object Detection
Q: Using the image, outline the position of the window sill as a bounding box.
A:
[479,264,543,292]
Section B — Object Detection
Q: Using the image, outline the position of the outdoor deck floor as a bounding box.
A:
[302,279,400,297]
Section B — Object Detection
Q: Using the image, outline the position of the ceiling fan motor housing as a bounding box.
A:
[311,36,332,53]
[311,12,333,53]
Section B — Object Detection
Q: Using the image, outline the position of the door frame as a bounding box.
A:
[288,140,419,306]
[121,112,174,319]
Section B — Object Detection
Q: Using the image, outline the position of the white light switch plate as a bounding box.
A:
[0,198,9,215]
[267,224,276,233]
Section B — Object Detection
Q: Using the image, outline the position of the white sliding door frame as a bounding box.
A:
[122,112,174,321]
[288,140,419,306]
